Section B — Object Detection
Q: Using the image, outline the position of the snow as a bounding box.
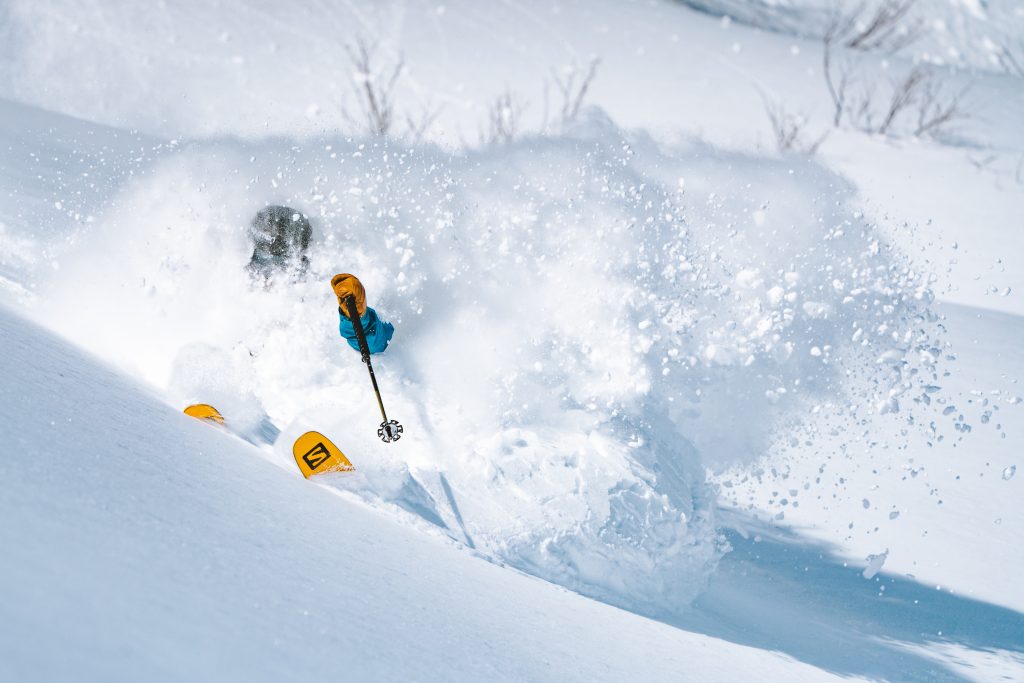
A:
[862,549,889,579]
[678,0,1024,74]
[0,304,845,682]
[716,302,1024,613]
[16,113,972,618]
[1,0,1022,680]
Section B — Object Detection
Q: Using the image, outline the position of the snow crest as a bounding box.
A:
[31,111,950,616]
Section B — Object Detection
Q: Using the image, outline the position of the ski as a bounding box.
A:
[184,403,225,425]
[185,405,354,476]
[292,431,355,477]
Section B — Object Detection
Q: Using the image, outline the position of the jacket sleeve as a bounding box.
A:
[338,307,395,354]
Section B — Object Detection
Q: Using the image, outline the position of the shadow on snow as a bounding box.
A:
[665,510,1024,682]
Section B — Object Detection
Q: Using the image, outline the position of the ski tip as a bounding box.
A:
[293,431,355,478]
[184,403,225,425]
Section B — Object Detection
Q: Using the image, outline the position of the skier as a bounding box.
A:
[330,273,394,354]
[247,205,313,280]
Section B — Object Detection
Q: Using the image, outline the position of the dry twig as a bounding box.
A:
[482,89,528,145]
[762,96,829,155]
[552,58,601,124]
[843,0,921,53]
[343,38,403,136]
[914,76,970,137]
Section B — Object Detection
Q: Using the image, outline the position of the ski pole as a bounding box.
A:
[344,294,403,443]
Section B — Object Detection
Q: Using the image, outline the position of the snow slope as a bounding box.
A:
[4,293,1022,680]
[0,303,851,682]
[677,0,1024,74]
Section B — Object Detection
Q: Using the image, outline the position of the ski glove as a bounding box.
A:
[331,273,367,318]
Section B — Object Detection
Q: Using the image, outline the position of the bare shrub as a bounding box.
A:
[481,89,528,146]
[342,37,439,140]
[820,1,968,138]
[822,37,856,126]
[841,65,969,138]
[997,44,1023,78]
[822,0,921,127]
[845,81,878,130]
[838,0,922,53]
[914,76,970,137]
[551,58,601,125]
[762,96,829,155]
[877,64,927,134]
[478,58,600,144]
[343,38,402,136]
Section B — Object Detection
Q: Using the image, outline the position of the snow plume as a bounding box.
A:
[32,109,951,617]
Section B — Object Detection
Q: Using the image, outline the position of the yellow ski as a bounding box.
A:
[293,431,355,478]
[185,405,352,477]
[184,403,225,425]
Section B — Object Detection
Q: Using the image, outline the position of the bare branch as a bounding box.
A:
[762,95,829,156]
[825,1,921,54]
[552,58,601,124]
[846,0,921,53]
[824,1,863,48]
[914,78,970,138]
[822,37,856,127]
[966,154,997,171]
[344,37,404,136]
[481,88,528,146]
[341,36,442,142]
[405,102,442,144]
[878,64,927,134]
[540,79,551,134]
[997,44,1024,77]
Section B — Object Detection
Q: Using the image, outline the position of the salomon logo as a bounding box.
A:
[302,442,330,470]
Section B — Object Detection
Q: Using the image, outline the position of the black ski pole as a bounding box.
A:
[344,295,403,443]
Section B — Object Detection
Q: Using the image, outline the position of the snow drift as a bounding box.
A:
[21,109,956,617]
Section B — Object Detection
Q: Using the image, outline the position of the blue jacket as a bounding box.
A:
[339,307,394,354]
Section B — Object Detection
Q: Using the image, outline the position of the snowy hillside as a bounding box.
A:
[2,304,857,682]
[677,0,1024,73]
[1,0,1022,681]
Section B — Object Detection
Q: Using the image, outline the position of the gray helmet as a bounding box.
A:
[247,205,312,279]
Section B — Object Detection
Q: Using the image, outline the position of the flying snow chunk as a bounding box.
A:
[877,396,899,414]
[862,550,889,579]
[877,350,904,365]
[1003,465,1017,481]
[802,301,831,319]
[735,269,762,289]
